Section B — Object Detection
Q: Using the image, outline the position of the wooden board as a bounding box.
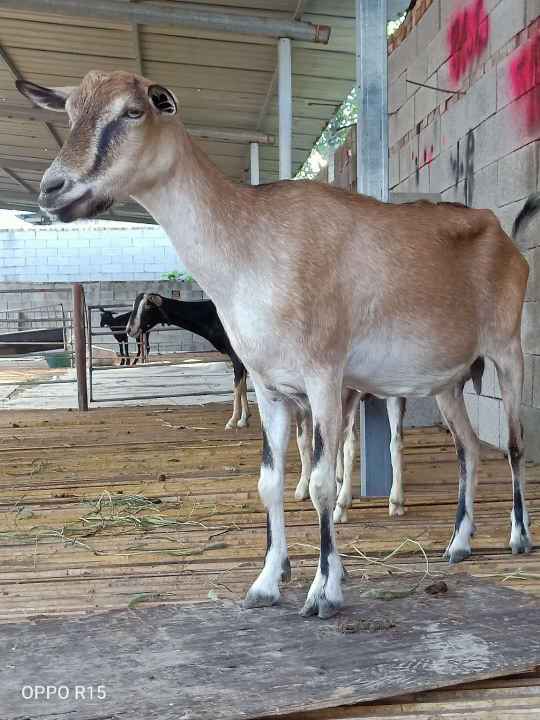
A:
[2,575,540,720]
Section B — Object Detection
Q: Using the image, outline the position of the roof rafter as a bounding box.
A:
[0,166,37,194]
[0,43,63,149]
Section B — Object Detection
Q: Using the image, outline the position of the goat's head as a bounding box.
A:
[127,293,164,337]
[16,71,179,222]
[99,309,115,328]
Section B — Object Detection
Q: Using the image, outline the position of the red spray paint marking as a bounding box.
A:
[508,32,540,132]
[447,0,490,84]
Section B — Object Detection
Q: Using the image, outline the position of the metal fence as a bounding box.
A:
[0,301,71,356]
[83,291,234,407]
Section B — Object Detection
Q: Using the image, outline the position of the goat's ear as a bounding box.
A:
[16,80,75,112]
[147,294,163,306]
[148,85,177,115]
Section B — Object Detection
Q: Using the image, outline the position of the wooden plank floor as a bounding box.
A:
[1,401,540,718]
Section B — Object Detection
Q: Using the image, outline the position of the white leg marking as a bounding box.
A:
[334,391,360,524]
[387,397,406,518]
[301,377,344,619]
[437,386,480,565]
[294,409,312,501]
[237,377,250,428]
[494,343,533,555]
[225,377,242,430]
[244,384,291,608]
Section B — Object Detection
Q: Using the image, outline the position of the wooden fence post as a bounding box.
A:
[72,283,88,411]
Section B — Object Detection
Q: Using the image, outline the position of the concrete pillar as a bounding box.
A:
[327,149,335,184]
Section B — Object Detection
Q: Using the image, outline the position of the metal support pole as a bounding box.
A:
[250,142,260,185]
[356,0,392,498]
[278,37,293,180]
[327,149,335,184]
[72,283,88,411]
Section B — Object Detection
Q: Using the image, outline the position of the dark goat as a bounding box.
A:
[99,308,149,366]
[127,294,249,428]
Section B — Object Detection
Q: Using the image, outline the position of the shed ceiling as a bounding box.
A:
[0,0,359,223]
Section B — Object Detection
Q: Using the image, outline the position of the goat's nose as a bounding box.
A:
[41,173,68,196]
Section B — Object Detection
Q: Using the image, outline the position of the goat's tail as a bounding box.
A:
[470,356,485,396]
[512,192,540,242]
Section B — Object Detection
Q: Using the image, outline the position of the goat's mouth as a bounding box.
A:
[40,190,114,223]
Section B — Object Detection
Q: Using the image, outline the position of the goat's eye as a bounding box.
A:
[124,108,144,119]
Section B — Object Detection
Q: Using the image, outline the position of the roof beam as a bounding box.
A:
[0,104,275,144]
[129,0,144,76]
[0,42,62,148]
[0,0,331,43]
[0,166,37,194]
[0,156,50,172]
[0,46,61,156]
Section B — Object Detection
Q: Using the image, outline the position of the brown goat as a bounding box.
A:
[17,71,532,619]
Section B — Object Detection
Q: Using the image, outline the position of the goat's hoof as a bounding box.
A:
[294,483,309,502]
[389,501,405,518]
[444,546,472,565]
[510,534,533,555]
[225,420,236,431]
[243,588,280,609]
[236,418,248,429]
[281,558,292,583]
[333,505,348,524]
[300,594,342,620]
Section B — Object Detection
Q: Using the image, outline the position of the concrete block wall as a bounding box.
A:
[0,223,185,282]
[0,281,214,355]
[388,0,540,460]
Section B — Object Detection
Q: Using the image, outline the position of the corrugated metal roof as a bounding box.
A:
[0,0,356,222]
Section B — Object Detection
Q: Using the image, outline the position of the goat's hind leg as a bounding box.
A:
[301,376,344,619]
[244,385,291,608]
[237,374,250,428]
[493,342,532,555]
[388,397,406,517]
[294,407,312,501]
[334,390,361,524]
[437,384,480,564]
[225,362,244,430]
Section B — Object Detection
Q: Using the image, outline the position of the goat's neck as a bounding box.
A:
[159,297,209,336]
[132,127,249,301]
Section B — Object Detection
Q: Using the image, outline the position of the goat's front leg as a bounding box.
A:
[301,378,344,619]
[294,408,312,501]
[244,384,291,608]
[118,341,126,366]
[132,338,142,366]
[388,397,406,517]
[124,341,131,367]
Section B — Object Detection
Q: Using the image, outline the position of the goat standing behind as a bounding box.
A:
[126,293,250,429]
[99,308,149,366]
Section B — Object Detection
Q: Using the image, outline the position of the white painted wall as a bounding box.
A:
[0,224,185,282]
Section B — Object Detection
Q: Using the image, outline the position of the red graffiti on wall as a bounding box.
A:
[447,0,490,84]
[508,32,540,132]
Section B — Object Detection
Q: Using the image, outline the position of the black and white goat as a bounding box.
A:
[99,308,149,366]
[126,293,249,429]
